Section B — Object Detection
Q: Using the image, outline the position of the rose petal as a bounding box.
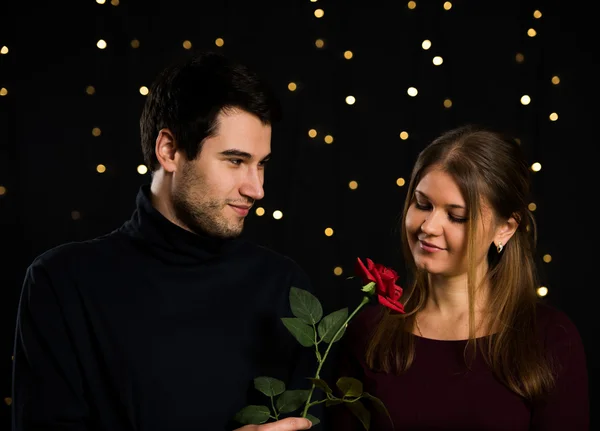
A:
[355,258,377,284]
[378,294,405,313]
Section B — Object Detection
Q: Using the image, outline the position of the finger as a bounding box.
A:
[260,417,312,430]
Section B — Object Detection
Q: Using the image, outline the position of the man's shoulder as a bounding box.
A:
[243,241,304,271]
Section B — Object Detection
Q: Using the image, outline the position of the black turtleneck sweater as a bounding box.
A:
[12,185,318,431]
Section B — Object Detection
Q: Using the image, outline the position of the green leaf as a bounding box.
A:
[308,378,333,394]
[289,287,323,325]
[276,389,311,413]
[337,377,363,398]
[281,318,315,347]
[346,400,371,431]
[306,413,321,426]
[317,308,348,343]
[363,392,395,430]
[254,377,285,397]
[361,281,377,295]
[233,405,271,425]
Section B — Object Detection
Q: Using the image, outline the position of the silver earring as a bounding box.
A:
[496,242,504,253]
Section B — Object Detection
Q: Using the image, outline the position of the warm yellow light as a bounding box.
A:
[310,0,318,2]
[543,254,552,263]
[551,75,560,85]
[4,397,12,406]
[255,207,265,216]
[111,0,119,5]
[396,178,406,187]
[422,40,431,50]
[71,211,81,220]
[549,112,559,121]
[130,39,140,48]
[215,38,224,47]
[533,10,542,19]
[515,53,524,63]
[273,210,283,220]
[344,50,353,59]
[137,165,148,175]
[346,95,356,105]
[349,181,358,190]
[432,56,443,66]
[96,164,106,173]
[443,98,453,108]
[443,1,452,10]
[515,138,521,145]
[86,85,95,95]
[408,1,417,9]
[528,202,537,211]
[288,82,297,91]
[399,131,409,140]
[183,40,192,49]
[0,46,8,55]
[407,87,418,97]
[536,286,548,297]
[96,0,106,4]
[324,135,334,144]
[333,267,343,276]
[139,86,149,95]
[520,95,531,105]
[324,227,334,237]
[527,28,537,37]
[0,186,6,196]
[531,162,542,172]
[315,39,325,48]
[308,129,317,138]
[97,39,107,49]
[314,8,324,18]
[92,127,102,137]
[0,88,7,96]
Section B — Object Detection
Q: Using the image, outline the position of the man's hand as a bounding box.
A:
[235,417,312,430]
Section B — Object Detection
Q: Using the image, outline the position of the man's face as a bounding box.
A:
[172,109,271,238]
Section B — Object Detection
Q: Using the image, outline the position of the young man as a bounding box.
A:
[12,51,313,431]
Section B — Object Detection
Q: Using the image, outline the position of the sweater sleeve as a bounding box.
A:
[12,260,90,430]
[530,311,589,430]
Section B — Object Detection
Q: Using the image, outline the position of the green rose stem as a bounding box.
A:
[301,295,372,418]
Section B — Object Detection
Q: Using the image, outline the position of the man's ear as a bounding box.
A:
[494,215,519,250]
[155,128,179,173]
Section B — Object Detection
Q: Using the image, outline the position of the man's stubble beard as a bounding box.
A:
[171,164,244,239]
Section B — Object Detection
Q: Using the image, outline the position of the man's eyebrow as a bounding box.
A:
[219,149,271,162]
[415,190,465,209]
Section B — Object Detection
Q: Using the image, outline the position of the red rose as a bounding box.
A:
[355,257,405,313]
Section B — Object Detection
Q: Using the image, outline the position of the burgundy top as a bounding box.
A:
[329,303,589,430]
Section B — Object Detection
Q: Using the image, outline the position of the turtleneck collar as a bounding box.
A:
[118,184,244,264]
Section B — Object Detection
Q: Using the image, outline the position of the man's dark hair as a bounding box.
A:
[140,51,281,171]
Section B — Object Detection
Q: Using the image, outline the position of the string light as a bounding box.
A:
[255,207,265,216]
[520,95,531,105]
[308,129,317,138]
[443,98,453,108]
[527,28,537,37]
[515,53,525,63]
[333,267,343,276]
[215,38,224,47]
[349,181,358,190]
[549,112,559,121]
[422,40,432,50]
[137,165,148,175]
[345,95,356,105]
[0,88,7,96]
[396,178,406,187]
[97,39,107,49]
[86,85,95,95]
[551,75,560,85]
[533,10,542,19]
[528,202,537,211]
[288,82,297,91]
[324,135,334,144]
[324,228,334,237]
[0,186,6,196]
[0,46,8,55]
[96,164,107,173]
[111,0,119,5]
[273,210,283,220]
[92,127,101,137]
[531,162,542,172]
[408,1,417,9]
[443,1,452,10]
[314,9,324,18]
[96,0,106,4]
[407,87,418,97]
[543,254,552,263]
[139,86,149,95]
[4,397,12,406]
[183,40,192,49]
[536,286,548,297]
[344,50,353,59]
[432,56,443,66]
[399,131,409,140]
[315,39,325,48]
[130,39,140,48]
